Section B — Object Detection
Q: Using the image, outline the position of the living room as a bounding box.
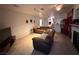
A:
[0,4,79,55]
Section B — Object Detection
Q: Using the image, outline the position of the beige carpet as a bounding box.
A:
[8,33,46,55]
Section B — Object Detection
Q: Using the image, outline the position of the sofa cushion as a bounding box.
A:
[45,29,55,45]
[45,36,53,45]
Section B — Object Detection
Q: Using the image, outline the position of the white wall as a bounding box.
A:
[0,9,39,39]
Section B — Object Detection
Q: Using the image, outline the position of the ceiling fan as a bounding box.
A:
[34,8,45,17]
[34,4,63,17]
[34,4,63,13]
[50,4,64,11]
[34,7,44,13]
[13,4,20,7]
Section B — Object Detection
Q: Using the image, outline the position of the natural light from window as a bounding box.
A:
[39,19,42,26]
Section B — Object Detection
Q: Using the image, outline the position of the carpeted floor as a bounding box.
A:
[8,33,79,55]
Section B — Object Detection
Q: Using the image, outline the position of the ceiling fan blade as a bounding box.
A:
[34,8,40,12]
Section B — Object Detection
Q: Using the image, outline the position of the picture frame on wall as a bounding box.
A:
[26,20,28,23]
[34,20,35,23]
[30,19,32,23]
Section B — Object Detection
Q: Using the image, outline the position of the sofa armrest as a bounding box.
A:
[32,37,43,40]
[32,37,50,45]
[32,37,47,44]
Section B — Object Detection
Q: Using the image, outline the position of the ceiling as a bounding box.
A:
[0,4,74,18]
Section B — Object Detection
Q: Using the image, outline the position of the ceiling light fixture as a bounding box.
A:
[56,7,61,11]
[34,8,44,17]
[34,8,44,12]
[56,4,63,11]
[39,12,43,17]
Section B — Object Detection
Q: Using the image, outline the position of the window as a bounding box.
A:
[39,19,42,26]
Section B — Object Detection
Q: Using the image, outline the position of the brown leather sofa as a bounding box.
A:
[33,27,50,34]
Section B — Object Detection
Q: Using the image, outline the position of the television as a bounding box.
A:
[0,27,12,43]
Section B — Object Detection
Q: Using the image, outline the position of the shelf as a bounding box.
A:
[71,24,79,27]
